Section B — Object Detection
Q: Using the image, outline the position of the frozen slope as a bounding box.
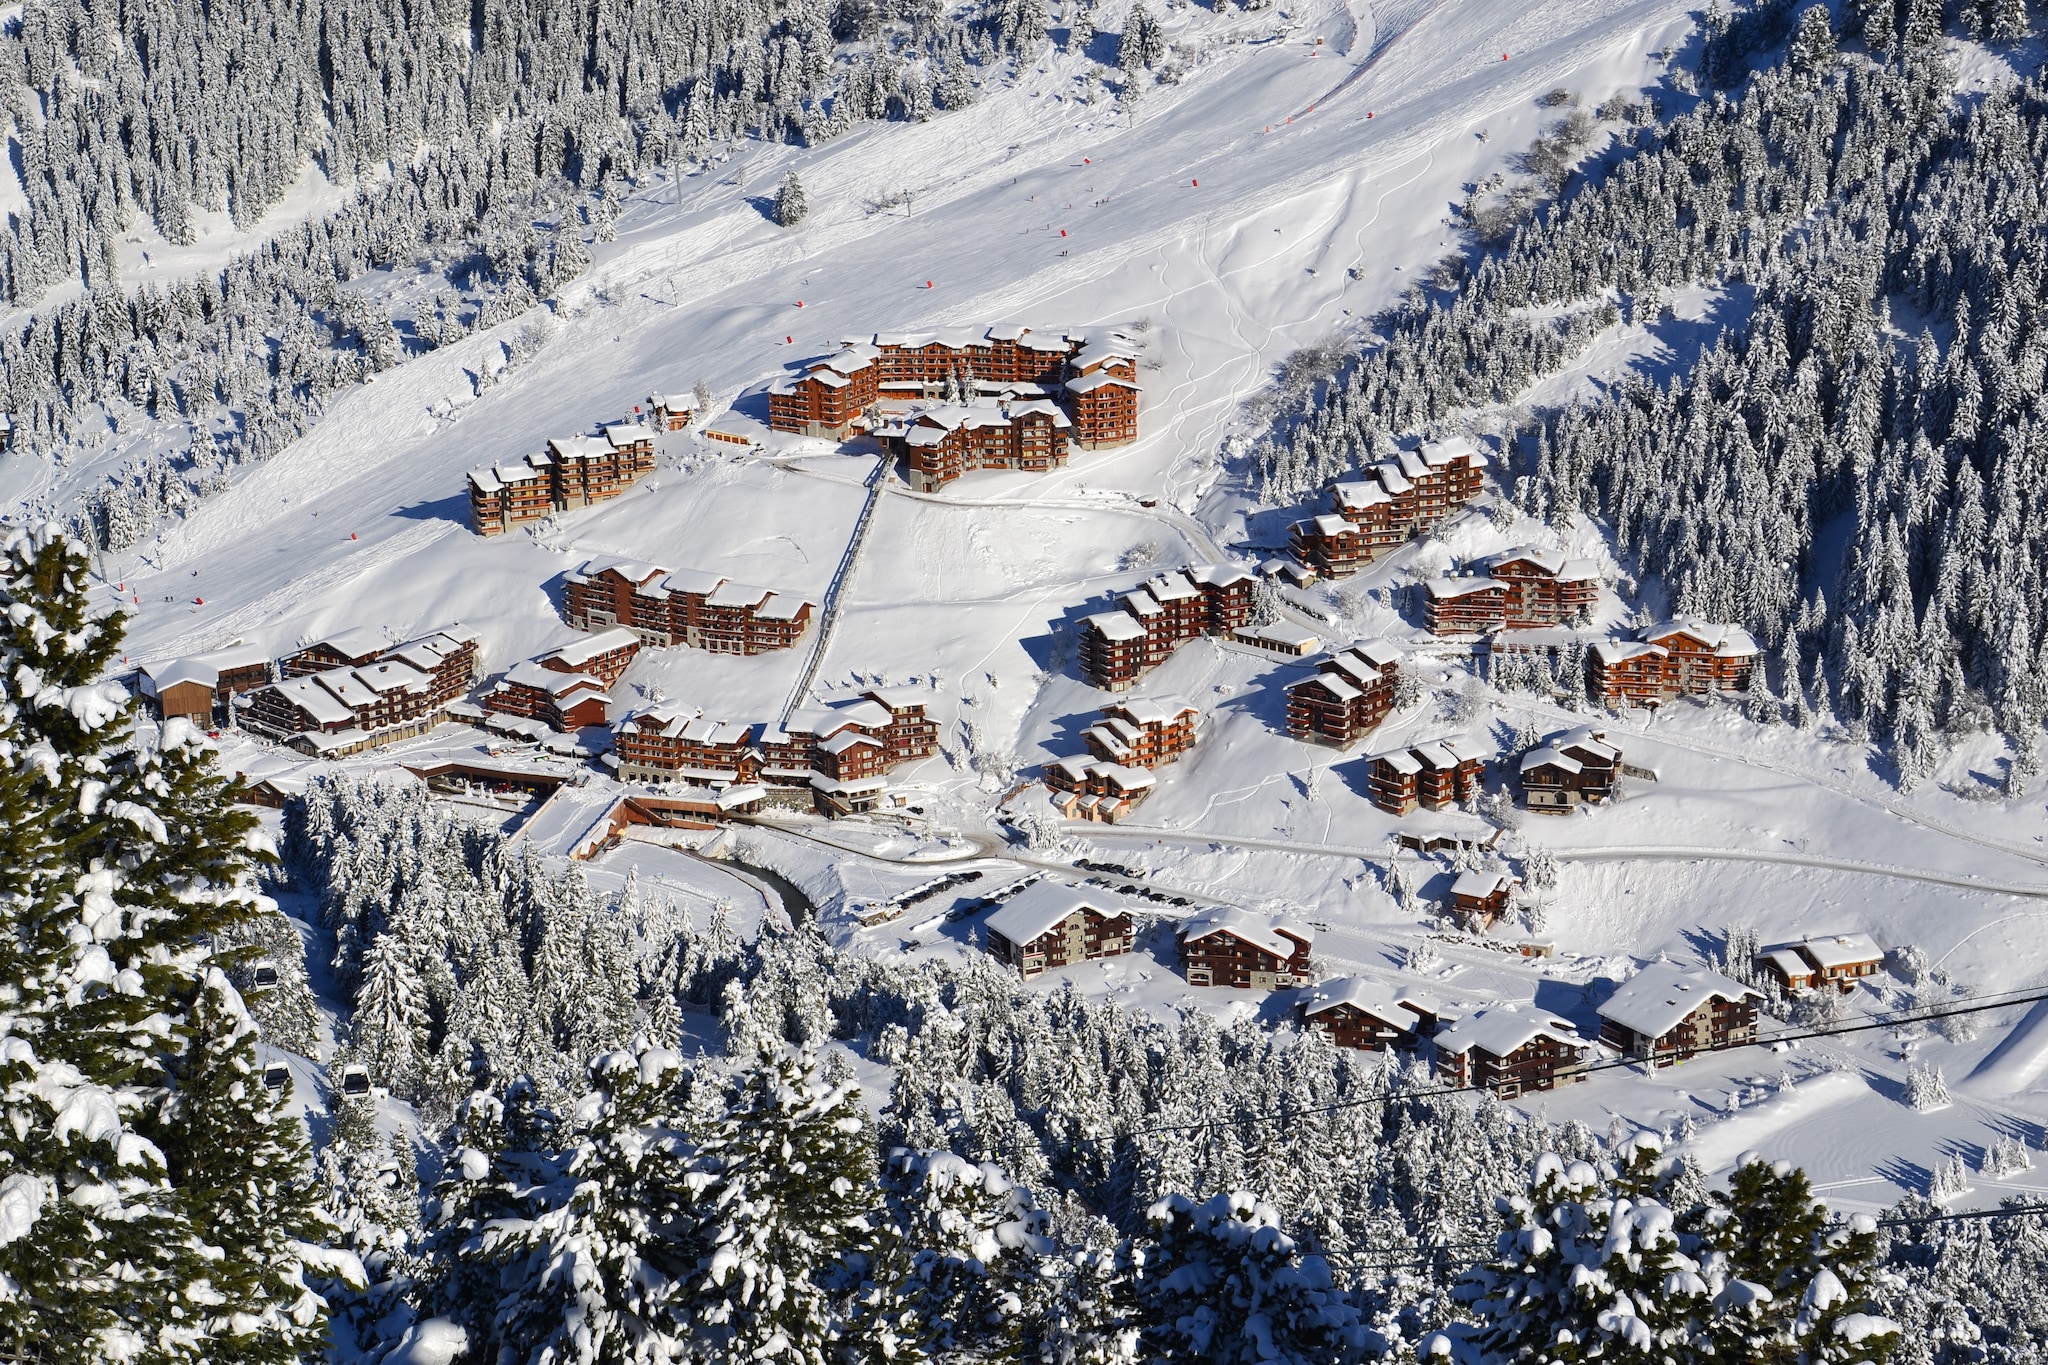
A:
[84,0,2048,1211]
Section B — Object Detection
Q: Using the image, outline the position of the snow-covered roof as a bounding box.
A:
[1179,906,1311,958]
[1298,673,1363,702]
[1597,962,1757,1039]
[1372,460,1412,495]
[549,434,616,462]
[1450,870,1510,901]
[141,658,220,693]
[270,677,354,728]
[756,593,813,621]
[1108,695,1198,727]
[1435,1007,1582,1060]
[1332,480,1390,510]
[1309,513,1354,537]
[1591,639,1667,665]
[1187,563,1253,590]
[579,556,670,586]
[986,881,1124,947]
[1484,546,1565,575]
[501,661,605,698]
[1791,933,1883,970]
[819,731,882,755]
[602,421,655,446]
[544,628,640,667]
[1555,727,1620,761]
[1426,576,1505,600]
[833,698,896,730]
[1418,435,1486,467]
[1302,977,1441,1026]
[704,580,772,609]
[1373,749,1422,774]
[1085,611,1148,642]
[1760,948,1815,979]
[1519,746,1581,775]
[1640,618,1760,657]
[1089,762,1155,793]
[306,626,389,661]
[1238,622,1321,653]
[662,567,726,598]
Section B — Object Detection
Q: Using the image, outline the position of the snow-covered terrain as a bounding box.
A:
[41,0,2048,1219]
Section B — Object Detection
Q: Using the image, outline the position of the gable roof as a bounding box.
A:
[1435,1007,1582,1059]
[1302,977,1443,1026]
[1178,906,1312,959]
[1598,962,1758,1039]
[986,881,1123,947]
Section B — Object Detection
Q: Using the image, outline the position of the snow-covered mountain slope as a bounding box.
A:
[84,0,2048,1214]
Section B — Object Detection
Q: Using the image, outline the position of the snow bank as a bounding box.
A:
[1679,1071,1868,1177]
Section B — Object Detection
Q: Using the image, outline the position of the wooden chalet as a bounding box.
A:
[1367,738,1486,814]
[1517,726,1623,813]
[137,643,271,726]
[876,398,1073,491]
[538,628,640,687]
[1447,869,1516,930]
[984,881,1135,979]
[1597,963,1761,1068]
[467,422,658,535]
[649,394,694,431]
[1077,564,1256,690]
[1083,696,1200,768]
[769,344,883,438]
[1177,908,1314,990]
[1434,1009,1593,1097]
[613,707,759,785]
[1589,619,1761,707]
[375,628,482,708]
[1064,370,1140,448]
[280,627,389,677]
[1288,438,1488,578]
[1759,933,1884,994]
[1301,978,1447,1051]
[1285,640,1402,746]
[1424,547,1601,635]
[770,325,1141,457]
[243,659,446,756]
[483,661,611,732]
[1043,758,1156,822]
[562,558,816,656]
[610,688,935,816]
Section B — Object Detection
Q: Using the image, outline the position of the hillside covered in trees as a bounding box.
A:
[1255,0,2048,788]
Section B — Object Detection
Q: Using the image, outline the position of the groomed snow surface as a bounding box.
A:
[87,0,2048,1213]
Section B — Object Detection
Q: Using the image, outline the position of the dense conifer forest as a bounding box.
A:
[1257,0,2048,787]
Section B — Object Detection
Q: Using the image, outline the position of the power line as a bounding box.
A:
[1068,982,2048,1148]
[1339,1199,2048,1275]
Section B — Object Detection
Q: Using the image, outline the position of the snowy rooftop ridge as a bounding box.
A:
[1177,906,1312,959]
[1435,1007,1584,1060]
[984,880,1126,947]
[1596,962,1758,1040]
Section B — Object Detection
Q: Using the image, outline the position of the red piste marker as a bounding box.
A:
[1192,178,1199,186]
[350,532,358,540]
[925,279,934,288]
[194,597,204,606]
[786,335,793,344]
[1060,229,1068,237]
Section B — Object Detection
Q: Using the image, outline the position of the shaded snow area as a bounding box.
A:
[53,0,2048,1219]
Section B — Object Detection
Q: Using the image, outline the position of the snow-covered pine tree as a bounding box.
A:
[841,1150,1058,1362]
[0,525,342,1358]
[774,171,811,227]
[1903,1062,1951,1111]
[157,969,345,1360]
[459,1046,700,1361]
[1135,1191,1368,1362]
[1119,1,1164,76]
[683,1047,875,1362]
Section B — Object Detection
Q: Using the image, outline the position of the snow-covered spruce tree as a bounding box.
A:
[683,1046,874,1363]
[1135,1191,1369,1363]
[1698,1154,1897,1362]
[840,1149,1058,1362]
[1119,0,1165,76]
[1436,1145,1899,1364]
[774,171,811,227]
[1441,1144,1703,1361]
[456,1046,702,1362]
[1903,1062,1951,1112]
[0,525,343,1360]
